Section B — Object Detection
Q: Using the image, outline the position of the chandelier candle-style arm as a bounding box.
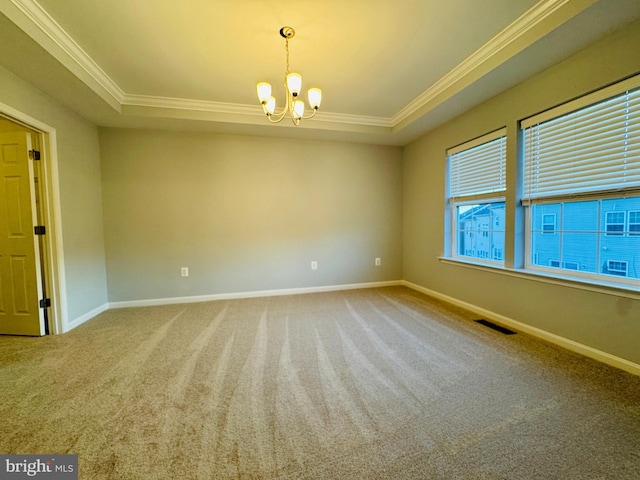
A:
[256,26,322,126]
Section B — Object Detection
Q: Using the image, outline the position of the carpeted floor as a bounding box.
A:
[1,286,639,479]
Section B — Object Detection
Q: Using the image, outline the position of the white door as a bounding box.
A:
[0,131,45,335]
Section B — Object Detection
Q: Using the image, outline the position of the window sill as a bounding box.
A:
[438,256,640,301]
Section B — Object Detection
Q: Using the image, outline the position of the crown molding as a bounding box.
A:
[123,94,263,116]
[8,0,125,106]
[318,111,392,128]
[123,93,391,127]
[4,0,597,133]
[390,0,596,128]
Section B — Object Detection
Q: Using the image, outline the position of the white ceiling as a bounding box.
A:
[1,0,640,145]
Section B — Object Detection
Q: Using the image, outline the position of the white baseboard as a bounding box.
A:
[402,281,640,377]
[64,302,109,333]
[108,280,404,309]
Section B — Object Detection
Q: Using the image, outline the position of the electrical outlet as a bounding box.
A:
[375,257,381,266]
[181,267,189,277]
[311,261,318,270]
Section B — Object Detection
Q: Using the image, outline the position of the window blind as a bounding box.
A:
[522,85,640,202]
[448,128,506,200]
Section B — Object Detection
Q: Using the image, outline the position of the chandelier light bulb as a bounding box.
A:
[286,73,302,97]
[265,96,276,115]
[257,82,272,104]
[308,88,322,109]
[293,100,305,119]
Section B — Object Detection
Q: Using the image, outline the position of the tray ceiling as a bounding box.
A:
[1,0,639,145]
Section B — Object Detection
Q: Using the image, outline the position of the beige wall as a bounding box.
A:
[99,129,403,302]
[403,19,640,364]
[0,65,108,325]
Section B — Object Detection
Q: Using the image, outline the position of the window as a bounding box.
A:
[447,129,506,264]
[454,203,506,261]
[522,76,640,285]
[549,260,579,270]
[542,214,556,234]
[606,260,628,277]
[529,198,640,280]
[605,211,625,236]
[629,211,640,235]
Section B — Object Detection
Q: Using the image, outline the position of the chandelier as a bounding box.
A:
[256,27,322,125]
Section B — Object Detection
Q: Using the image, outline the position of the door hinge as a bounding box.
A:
[34,225,46,235]
[29,149,41,160]
[39,298,51,308]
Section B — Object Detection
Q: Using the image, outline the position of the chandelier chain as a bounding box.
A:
[285,38,290,75]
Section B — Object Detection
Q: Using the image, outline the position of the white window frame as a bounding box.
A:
[446,128,506,266]
[606,260,628,277]
[605,211,625,236]
[550,260,580,270]
[628,210,640,236]
[523,192,639,287]
[521,74,640,289]
[542,214,556,234]
[563,261,580,271]
[450,199,506,264]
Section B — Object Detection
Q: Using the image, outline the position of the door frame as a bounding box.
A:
[1,102,66,335]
